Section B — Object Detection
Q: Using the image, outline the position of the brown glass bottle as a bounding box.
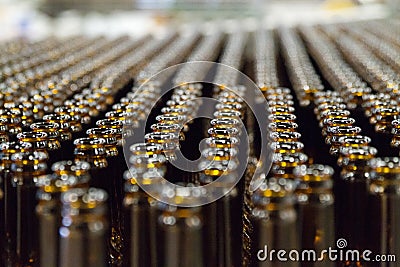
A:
[156,203,204,267]
[123,168,161,267]
[36,161,90,267]
[338,146,377,266]
[0,142,33,266]
[294,164,335,267]
[198,154,239,267]
[87,127,124,266]
[59,188,109,267]
[250,177,299,267]
[367,157,400,267]
[8,150,48,267]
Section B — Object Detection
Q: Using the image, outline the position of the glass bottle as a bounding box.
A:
[36,161,90,267]
[268,121,298,133]
[30,122,61,164]
[0,118,9,143]
[367,157,400,266]
[269,132,302,143]
[16,131,49,157]
[96,119,125,145]
[338,146,377,266]
[59,188,109,267]
[144,132,179,161]
[151,123,185,141]
[391,119,400,147]
[271,153,309,180]
[370,107,400,133]
[198,156,240,267]
[268,114,297,123]
[8,151,48,267]
[86,128,119,157]
[54,106,82,133]
[271,141,305,154]
[123,168,161,267]
[0,141,33,264]
[74,137,108,172]
[250,177,299,267]
[325,126,362,154]
[0,109,22,136]
[321,117,355,137]
[43,114,72,142]
[333,135,371,156]
[294,164,335,267]
[318,110,351,127]
[0,142,33,266]
[156,203,204,267]
[86,127,124,266]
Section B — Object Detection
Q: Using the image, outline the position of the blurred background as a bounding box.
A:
[0,0,397,40]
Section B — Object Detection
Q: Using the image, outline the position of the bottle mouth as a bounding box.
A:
[369,157,400,175]
[199,157,238,174]
[269,131,302,142]
[327,125,362,135]
[201,147,237,161]
[268,106,295,114]
[206,136,239,148]
[213,110,242,118]
[207,127,239,137]
[339,146,377,159]
[323,117,355,126]
[96,118,123,128]
[319,110,350,120]
[105,110,136,119]
[11,150,49,163]
[86,127,118,138]
[74,137,106,150]
[392,119,400,128]
[130,143,163,156]
[210,118,239,127]
[151,123,181,133]
[36,173,90,193]
[338,135,371,146]
[272,152,308,167]
[161,107,189,114]
[145,132,179,144]
[294,164,334,181]
[31,122,60,131]
[372,107,400,116]
[0,141,33,154]
[17,131,48,141]
[268,114,297,122]
[271,141,304,153]
[218,97,244,105]
[252,177,296,208]
[215,102,243,111]
[316,103,347,114]
[52,160,91,174]
[156,114,187,124]
[267,93,293,100]
[268,121,298,132]
[129,153,166,169]
[61,188,108,213]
